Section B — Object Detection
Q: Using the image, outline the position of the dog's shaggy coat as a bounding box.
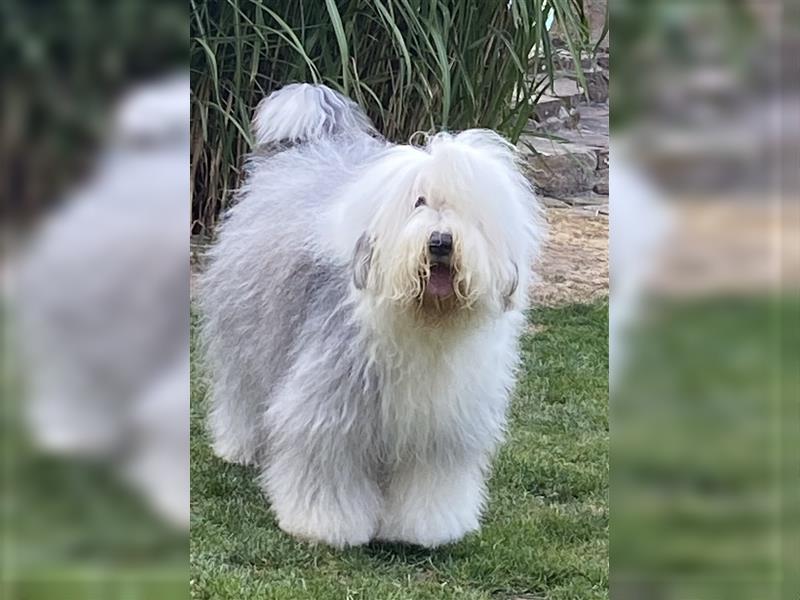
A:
[200,84,542,548]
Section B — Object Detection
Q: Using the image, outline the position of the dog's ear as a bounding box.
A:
[503,262,519,310]
[352,232,374,290]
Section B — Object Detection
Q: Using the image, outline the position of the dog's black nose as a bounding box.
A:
[428,231,453,257]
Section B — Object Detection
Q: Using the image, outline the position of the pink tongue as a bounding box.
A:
[428,265,454,297]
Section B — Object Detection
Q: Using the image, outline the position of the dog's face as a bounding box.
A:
[351,130,540,319]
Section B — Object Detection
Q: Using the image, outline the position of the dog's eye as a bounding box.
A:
[414,196,426,209]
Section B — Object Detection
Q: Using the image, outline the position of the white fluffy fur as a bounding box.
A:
[252,83,375,145]
[200,83,543,548]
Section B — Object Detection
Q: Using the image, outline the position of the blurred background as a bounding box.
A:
[2,1,188,599]
[3,0,798,598]
[610,1,797,599]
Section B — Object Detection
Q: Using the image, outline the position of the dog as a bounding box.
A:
[199,83,543,548]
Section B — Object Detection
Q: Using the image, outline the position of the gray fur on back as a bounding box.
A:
[198,131,385,463]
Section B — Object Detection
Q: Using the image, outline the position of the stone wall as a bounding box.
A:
[586,0,608,49]
[551,0,608,49]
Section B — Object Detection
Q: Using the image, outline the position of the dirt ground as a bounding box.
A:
[647,199,796,298]
[531,207,609,306]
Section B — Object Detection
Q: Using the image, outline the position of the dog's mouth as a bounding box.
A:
[426,262,454,298]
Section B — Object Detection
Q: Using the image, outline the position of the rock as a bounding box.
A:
[553,48,596,72]
[551,78,583,106]
[596,148,609,170]
[552,49,571,70]
[533,95,563,121]
[549,0,608,50]
[577,104,609,134]
[566,107,581,129]
[560,68,607,104]
[585,68,609,103]
[562,194,608,206]
[557,104,609,151]
[594,168,609,195]
[537,106,575,133]
[542,116,563,133]
[586,0,609,49]
[517,135,598,197]
[542,197,571,209]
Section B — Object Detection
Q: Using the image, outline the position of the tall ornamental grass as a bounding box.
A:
[191,0,594,233]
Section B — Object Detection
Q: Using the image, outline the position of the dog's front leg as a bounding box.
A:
[260,432,382,549]
[377,458,487,548]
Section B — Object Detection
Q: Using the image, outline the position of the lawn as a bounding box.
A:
[190,301,609,600]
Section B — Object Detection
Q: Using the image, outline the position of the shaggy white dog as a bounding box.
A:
[200,83,543,548]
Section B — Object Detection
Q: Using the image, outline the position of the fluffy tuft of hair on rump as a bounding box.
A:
[252,83,375,147]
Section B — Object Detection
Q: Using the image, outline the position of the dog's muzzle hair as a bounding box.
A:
[199,83,544,549]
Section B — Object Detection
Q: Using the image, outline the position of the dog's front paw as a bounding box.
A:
[377,463,486,547]
[264,448,383,547]
[377,502,480,548]
[275,502,378,548]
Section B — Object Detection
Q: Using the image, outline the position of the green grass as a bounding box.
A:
[190,301,609,600]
